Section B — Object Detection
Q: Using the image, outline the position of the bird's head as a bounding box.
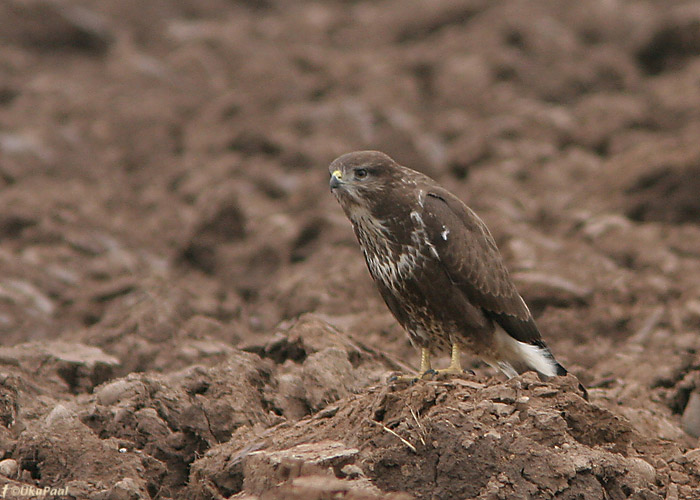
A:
[328,151,403,219]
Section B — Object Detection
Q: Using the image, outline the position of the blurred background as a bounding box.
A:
[1,0,700,497]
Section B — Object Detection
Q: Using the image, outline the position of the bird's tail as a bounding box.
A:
[493,330,588,399]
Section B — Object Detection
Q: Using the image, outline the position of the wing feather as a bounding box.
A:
[421,190,543,345]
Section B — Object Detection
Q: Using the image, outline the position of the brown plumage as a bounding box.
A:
[329,151,582,391]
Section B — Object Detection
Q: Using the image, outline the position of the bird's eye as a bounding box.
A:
[355,168,368,179]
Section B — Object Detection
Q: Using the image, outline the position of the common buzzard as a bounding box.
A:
[329,151,582,390]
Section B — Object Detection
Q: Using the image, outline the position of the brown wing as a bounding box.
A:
[421,190,544,346]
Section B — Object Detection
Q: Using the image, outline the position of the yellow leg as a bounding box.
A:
[419,347,432,373]
[390,345,467,383]
[446,343,462,373]
[389,347,432,383]
[422,344,464,378]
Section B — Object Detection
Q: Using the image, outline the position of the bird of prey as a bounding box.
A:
[329,150,581,389]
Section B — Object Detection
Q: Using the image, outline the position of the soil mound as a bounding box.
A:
[1,0,700,498]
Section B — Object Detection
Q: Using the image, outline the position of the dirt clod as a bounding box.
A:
[1,0,699,498]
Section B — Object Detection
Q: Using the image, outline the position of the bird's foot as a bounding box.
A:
[419,344,472,379]
[388,373,420,384]
[387,347,432,383]
[420,366,474,380]
[388,345,474,383]
[388,367,475,384]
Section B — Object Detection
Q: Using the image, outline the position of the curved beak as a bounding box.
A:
[330,170,343,191]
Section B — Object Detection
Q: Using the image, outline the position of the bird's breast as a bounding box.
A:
[353,213,436,292]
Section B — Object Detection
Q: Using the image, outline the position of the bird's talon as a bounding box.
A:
[388,374,421,384]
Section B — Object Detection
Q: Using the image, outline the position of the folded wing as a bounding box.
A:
[420,190,544,347]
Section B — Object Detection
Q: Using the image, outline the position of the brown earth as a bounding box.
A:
[1,0,700,498]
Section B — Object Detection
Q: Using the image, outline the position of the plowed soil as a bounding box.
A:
[1,1,700,499]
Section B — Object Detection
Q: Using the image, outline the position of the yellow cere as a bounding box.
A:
[332,170,342,179]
